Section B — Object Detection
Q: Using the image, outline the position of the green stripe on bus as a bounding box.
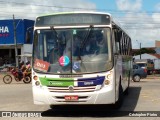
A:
[39,77,74,87]
[39,77,74,81]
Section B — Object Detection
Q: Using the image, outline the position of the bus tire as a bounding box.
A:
[50,105,54,109]
[50,105,60,110]
[113,83,124,109]
[124,72,130,95]
[124,83,129,95]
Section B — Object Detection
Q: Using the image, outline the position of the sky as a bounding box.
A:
[1,0,160,49]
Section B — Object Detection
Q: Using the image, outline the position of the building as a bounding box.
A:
[154,40,160,54]
[0,19,34,65]
[134,53,160,70]
[155,40,160,48]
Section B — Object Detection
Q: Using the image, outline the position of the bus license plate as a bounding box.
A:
[65,96,78,101]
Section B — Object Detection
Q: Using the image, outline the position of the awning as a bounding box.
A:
[16,54,32,57]
[0,44,23,49]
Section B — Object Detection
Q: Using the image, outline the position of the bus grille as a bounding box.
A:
[46,76,105,93]
[48,86,97,93]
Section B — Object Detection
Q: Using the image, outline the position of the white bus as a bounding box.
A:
[31,11,132,109]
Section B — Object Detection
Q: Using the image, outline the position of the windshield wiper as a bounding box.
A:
[80,25,94,49]
[50,26,60,56]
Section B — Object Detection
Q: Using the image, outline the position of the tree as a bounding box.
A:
[132,48,156,56]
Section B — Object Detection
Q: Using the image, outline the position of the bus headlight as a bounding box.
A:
[35,81,40,86]
[33,75,38,80]
[104,80,110,85]
[106,74,111,79]
[104,72,113,85]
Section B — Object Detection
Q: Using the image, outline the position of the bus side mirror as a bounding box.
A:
[26,26,33,43]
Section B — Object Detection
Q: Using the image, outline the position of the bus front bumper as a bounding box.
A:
[32,85,116,105]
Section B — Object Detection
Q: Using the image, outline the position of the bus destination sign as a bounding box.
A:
[35,13,110,26]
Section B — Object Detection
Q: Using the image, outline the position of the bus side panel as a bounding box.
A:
[122,56,129,91]
[114,55,122,102]
[122,55,132,92]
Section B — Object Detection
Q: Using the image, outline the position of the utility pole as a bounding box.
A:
[140,42,141,59]
[136,40,141,59]
[13,14,19,68]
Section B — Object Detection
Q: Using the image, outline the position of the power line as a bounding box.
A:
[0,0,160,14]
[0,1,160,21]
[0,12,159,21]
[0,1,160,30]
[0,1,98,10]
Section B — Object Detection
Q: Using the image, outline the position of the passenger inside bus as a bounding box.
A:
[48,31,66,64]
[72,35,82,60]
[49,47,58,63]
[83,31,104,55]
[62,31,72,57]
[96,30,108,54]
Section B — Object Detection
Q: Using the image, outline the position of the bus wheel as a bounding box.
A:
[50,105,54,109]
[124,83,129,95]
[124,73,130,95]
[50,105,59,110]
[113,83,124,109]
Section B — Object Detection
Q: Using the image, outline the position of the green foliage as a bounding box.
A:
[133,48,156,56]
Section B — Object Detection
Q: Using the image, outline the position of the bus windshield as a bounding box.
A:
[33,27,112,74]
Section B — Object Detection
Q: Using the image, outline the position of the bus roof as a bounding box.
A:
[35,11,112,27]
[36,11,112,18]
[112,19,131,38]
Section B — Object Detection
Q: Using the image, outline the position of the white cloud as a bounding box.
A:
[117,12,160,48]
[155,3,160,11]
[0,0,97,20]
[114,0,160,48]
[116,0,142,11]
[1,0,160,49]
[152,13,160,23]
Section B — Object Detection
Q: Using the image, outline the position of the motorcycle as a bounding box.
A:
[3,67,31,84]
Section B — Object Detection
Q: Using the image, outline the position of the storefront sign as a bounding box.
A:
[0,26,9,37]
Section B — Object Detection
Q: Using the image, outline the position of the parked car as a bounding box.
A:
[132,64,147,82]
[134,59,154,75]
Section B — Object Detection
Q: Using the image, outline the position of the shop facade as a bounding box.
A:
[0,19,34,66]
